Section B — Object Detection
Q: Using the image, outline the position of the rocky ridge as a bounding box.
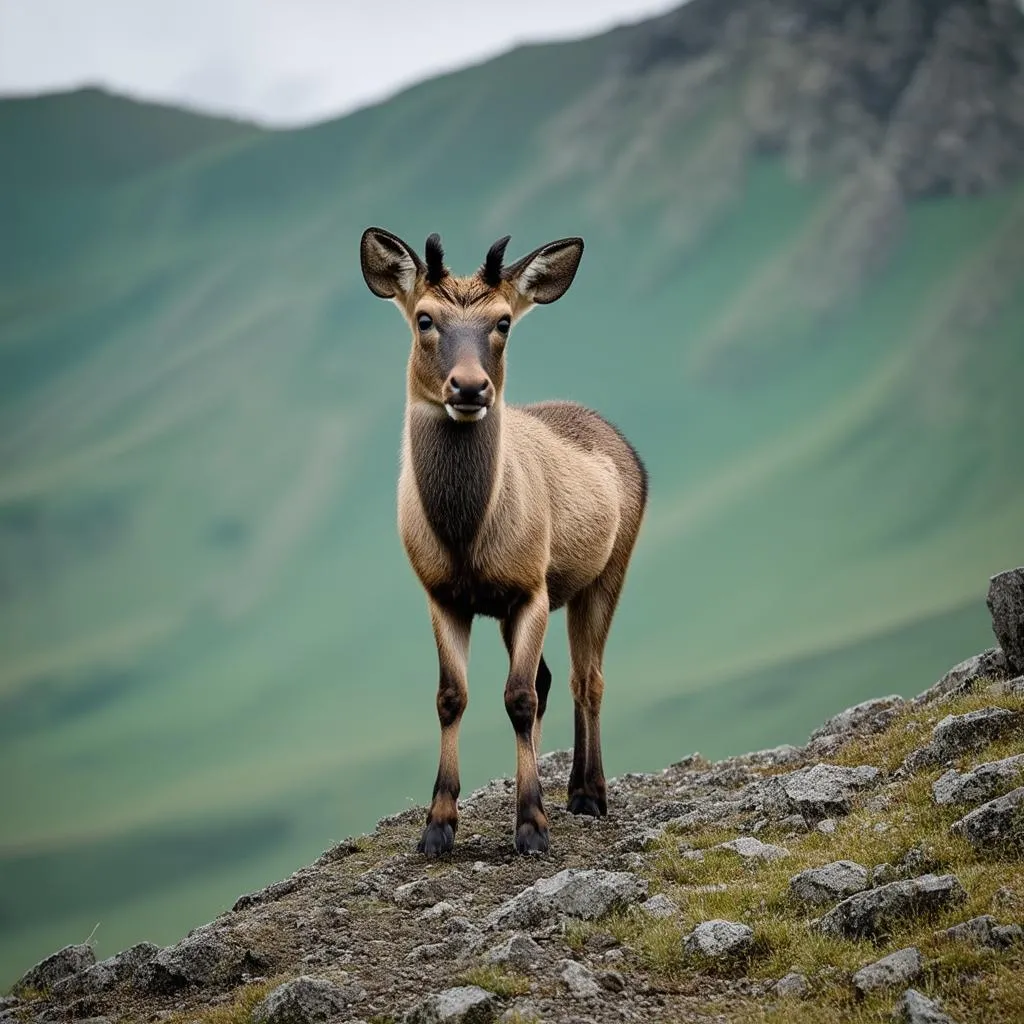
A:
[4,568,1023,1023]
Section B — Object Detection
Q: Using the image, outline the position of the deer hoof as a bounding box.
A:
[417,821,455,856]
[567,793,606,817]
[514,821,550,855]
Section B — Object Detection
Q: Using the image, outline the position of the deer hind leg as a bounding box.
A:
[418,600,472,856]
[566,570,626,817]
[502,590,550,854]
[500,620,553,757]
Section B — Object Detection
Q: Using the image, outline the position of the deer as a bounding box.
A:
[359,227,647,855]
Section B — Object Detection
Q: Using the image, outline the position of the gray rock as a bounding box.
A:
[682,920,754,959]
[894,988,960,1024]
[485,933,543,970]
[914,649,1007,706]
[774,972,808,998]
[232,873,307,912]
[394,878,447,908]
[252,977,355,1023]
[0,998,19,1010]
[789,860,870,905]
[988,675,1024,698]
[852,946,922,994]
[760,763,881,821]
[872,844,941,886]
[950,787,1024,852]
[988,568,1024,674]
[403,986,498,1024]
[559,960,601,998]
[932,754,1024,806]
[16,943,95,992]
[53,941,159,996]
[811,696,905,741]
[717,836,789,861]
[498,1001,542,1024]
[638,894,678,919]
[484,869,647,930]
[138,926,236,992]
[816,818,838,834]
[613,827,665,853]
[818,874,966,939]
[904,708,1022,771]
[597,969,625,992]
[936,914,1024,949]
[420,902,456,921]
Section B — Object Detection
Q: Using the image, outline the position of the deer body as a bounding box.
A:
[360,227,646,855]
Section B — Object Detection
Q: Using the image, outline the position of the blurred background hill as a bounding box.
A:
[2,0,1023,984]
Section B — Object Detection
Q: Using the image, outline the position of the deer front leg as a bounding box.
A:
[503,590,550,855]
[418,600,472,856]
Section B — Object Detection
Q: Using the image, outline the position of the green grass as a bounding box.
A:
[457,965,531,998]
[2,17,1024,985]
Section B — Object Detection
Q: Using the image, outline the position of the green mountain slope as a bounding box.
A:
[2,0,1023,983]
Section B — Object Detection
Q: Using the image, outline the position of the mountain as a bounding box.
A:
[2,0,1023,985]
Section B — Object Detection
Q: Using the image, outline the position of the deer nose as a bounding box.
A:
[448,375,491,403]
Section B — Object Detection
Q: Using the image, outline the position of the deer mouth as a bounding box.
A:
[445,402,489,422]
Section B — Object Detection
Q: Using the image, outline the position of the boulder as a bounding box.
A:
[403,986,498,1024]
[932,754,1024,806]
[852,946,922,994]
[894,988,960,1024]
[638,894,679,919]
[137,927,237,992]
[394,878,447,909]
[988,568,1024,674]
[913,649,1007,706]
[485,933,543,971]
[789,860,870,905]
[760,764,881,821]
[717,836,789,861]
[484,869,647,930]
[559,960,601,998]
[53,942,159,996]
[904,708,1022,771]
[16,944,95,993]
[774,972,808,998]
[811,696,905,741]
[420,901,457,921]
[252,977,356,1024]
[936,914,1024,949]
[682,920,753,959]
[818,874,966,940]
[950,788,1024,852]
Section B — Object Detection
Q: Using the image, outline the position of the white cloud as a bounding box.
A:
[0,0,682,125]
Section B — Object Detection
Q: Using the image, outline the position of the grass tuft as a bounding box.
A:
[457,964,530,998]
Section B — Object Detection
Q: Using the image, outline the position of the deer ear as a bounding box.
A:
[503,237,584,305]
[360,227,425,299]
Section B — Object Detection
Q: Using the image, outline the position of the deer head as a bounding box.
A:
[359,228,584,422]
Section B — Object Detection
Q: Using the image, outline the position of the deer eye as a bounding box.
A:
[496,316,511,335]
[417,313,433,332]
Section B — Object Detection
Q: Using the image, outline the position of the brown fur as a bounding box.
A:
[359,228,647,855]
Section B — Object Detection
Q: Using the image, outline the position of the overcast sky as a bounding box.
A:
[0,1,681,126]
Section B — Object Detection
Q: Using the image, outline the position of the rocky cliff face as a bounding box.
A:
[626,0,1024,198]
[5,568,1023,1023]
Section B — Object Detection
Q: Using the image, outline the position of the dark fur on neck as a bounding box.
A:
[409,406,500,558]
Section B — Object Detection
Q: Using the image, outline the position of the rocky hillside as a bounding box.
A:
[4,0,1024,990]
[5,568,1023,1023]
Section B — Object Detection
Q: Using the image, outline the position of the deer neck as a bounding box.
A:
[407,400,503,556]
